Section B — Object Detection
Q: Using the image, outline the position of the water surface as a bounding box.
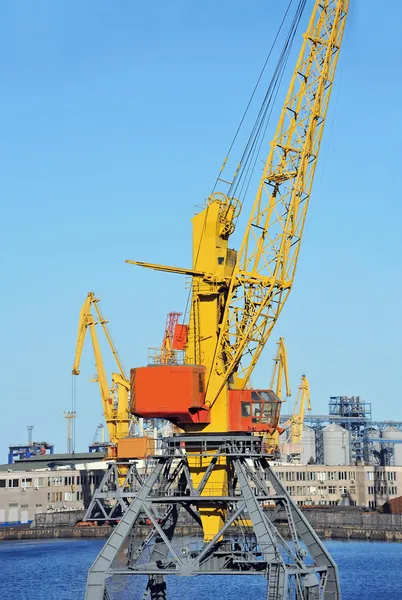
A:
[0,538,401,599]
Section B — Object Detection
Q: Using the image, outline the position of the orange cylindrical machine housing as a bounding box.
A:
[130,364,210,425]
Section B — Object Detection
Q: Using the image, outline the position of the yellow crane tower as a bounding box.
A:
[72,292,131,454]
[128,0,348,541]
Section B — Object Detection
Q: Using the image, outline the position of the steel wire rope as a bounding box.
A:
[204,1,307,399]
[210,0,295,196]
[230,0,305,259]
[181,0,304,337]
[71,375,76,454]
[228,0,307,210]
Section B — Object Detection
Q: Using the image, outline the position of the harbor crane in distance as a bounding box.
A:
[160,311,182,364]
[86,2,350,599]
[282,374,312,463]
[271,337,291,402]
[266,337,291,452]
[72,292,134,457]
[290,374,312,445]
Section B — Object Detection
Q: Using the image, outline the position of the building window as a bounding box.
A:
[350,486,356,494]
[34,478,44,488]
[387,472,397,481]
[8,479,19,488]
[367,472,374,481]
[35,504,42,508]
[328,486,336,494]
[21,504,28,509]
[0,480,6,488]
[21,478,32,489]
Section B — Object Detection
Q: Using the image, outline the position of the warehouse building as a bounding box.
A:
[0,453,107,525]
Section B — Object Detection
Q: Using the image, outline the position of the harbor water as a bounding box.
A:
[1,538,401,599]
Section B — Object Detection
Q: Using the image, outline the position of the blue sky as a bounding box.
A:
[1,0,401,454]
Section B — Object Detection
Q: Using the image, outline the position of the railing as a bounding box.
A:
[148,348,186,365]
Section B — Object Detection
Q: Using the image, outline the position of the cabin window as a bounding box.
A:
[252,402,261,417]
[241,402,251,417]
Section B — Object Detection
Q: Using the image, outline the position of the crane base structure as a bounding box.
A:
[85,434,340,599]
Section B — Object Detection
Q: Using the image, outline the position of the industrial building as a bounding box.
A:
[0,452,107,525]
[271,463,400,509]
[281,396,402,467]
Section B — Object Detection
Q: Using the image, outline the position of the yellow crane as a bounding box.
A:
[265,337,291,453]
[290,375,311,444]
[128,0,349,541]
[270,337,291,402]
[72,292,131,451]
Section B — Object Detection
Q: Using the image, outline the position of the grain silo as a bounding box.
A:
[382,426,402,466]
[301,425,316,464]
[323,423,350,465]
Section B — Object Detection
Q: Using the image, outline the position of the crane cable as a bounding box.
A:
[210,0,296,195]
[207,0,307,398]
[181,0,307,331]
[71,375,76,454]
[229,0,307,212]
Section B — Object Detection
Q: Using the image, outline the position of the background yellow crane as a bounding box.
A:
[72,292,131,453]
[290,374,311,445]
[270,337,291,402]
[266,337,291,453]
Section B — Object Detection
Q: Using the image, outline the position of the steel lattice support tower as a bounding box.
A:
[84,435,340,599]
